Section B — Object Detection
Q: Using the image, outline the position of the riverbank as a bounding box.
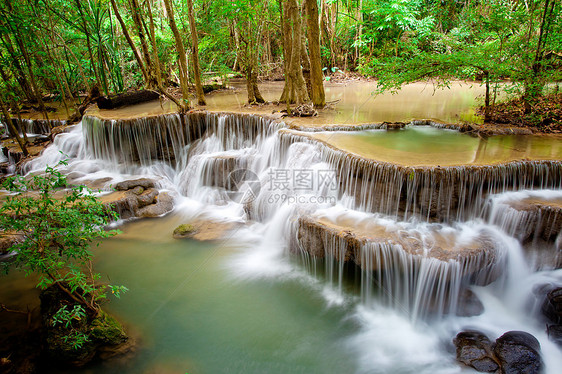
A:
[480,93,562,133]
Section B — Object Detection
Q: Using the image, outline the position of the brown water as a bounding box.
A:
[308,126,562,166]
[88,80,486,127]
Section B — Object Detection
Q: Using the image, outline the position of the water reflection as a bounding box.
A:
[310,126,562,166]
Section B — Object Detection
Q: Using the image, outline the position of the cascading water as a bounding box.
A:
[23,112,562,373]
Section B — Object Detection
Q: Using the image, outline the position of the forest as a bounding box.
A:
[0,0,560,124]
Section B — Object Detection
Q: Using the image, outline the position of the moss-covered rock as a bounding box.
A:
[39,284,130,367]
[90,311,127,345]
[173,223,197,237]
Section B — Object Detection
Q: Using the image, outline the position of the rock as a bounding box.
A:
[454,331,499,372]
[173,219,244,241]
[173,224,197,238]
[137,192,174,218]
[101,179,174,220]
[114,178,155,191]
[493,331,543,374]
[382,121,406,130]
[541,287,562,325]
[456,289,485,317]
[546,324,562,346]
[0,232,24,255]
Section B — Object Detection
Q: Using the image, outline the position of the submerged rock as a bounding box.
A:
[173,219,244,241]
[456,289,485,317]
[454,330,499,372]
[493,331,543,374]
[173,224,197,237]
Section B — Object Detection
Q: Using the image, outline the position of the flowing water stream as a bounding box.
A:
[4,105,562,373]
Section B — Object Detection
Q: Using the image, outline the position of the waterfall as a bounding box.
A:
[1,117,66,135]
[277,129,562,222]
[20,111,562,372]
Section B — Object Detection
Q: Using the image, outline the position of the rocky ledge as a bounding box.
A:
[100,178,174,220]
[294,209,505,317]
[296,212,503,285]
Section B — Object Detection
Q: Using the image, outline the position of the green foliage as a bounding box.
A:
[52,304,87,328]
[0,162,123,316]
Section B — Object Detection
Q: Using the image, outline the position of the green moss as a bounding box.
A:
[173,223,196,236]
[90,311,126,345]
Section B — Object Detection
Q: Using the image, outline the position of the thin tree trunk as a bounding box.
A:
[74,0,102,93]
[110,0,149,84]
[279,0,291,102]
[147,0,162,87]
[305,0,325,107]
[13,34,49,120]
[0,97,28,157]
[484,71,491,122]
[0,36,35,103]
[129,0,157,87]
[301,36,312,97]
[186,0,206,105]
[162,0,190,110]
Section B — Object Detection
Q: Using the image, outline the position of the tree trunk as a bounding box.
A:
[280,0,310,104]
[162,0,190,110]
[0,36,36,103]
[523,0,555,113]
[146,0,162,87]
[186,0,206,105]
[74,0,103,93]
[128,0,157,88]
[484,71,491,122]
[301,36,312,97]
[305,0,325,108]
[279,0,291,102]
[110,0,149,85]
[0,97,28,157]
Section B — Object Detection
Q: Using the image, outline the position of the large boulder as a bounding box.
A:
[454,331,499,372]
[493,331,543,374]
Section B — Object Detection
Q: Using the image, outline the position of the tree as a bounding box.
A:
[163,0,192,107]
[304,0,325,108]
[186,0,207,106]
[0,163,125,346]
[280,0,310,104]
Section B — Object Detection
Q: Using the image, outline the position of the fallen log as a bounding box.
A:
[96,90,160,110]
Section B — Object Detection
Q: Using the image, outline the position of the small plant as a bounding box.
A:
[0,162,125,348]
[52,304,87,328]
